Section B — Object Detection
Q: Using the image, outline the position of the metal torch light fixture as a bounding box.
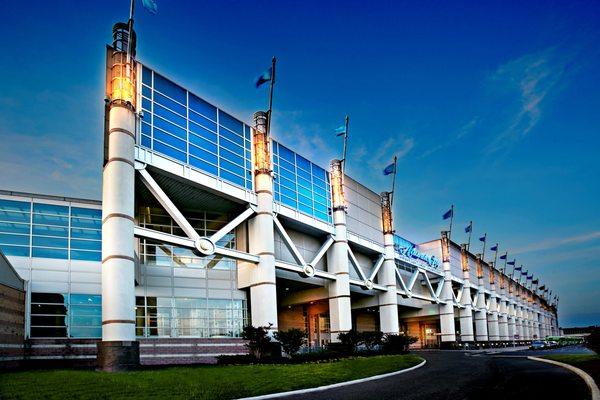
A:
[380,191,393,234]
[109,22,137,107]
[441,231,450,263]
[460,244,469,271]
[475,254,484,279]
[330,159,346,211]
[252,111,271,175]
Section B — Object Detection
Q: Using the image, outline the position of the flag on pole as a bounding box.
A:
[527,274,533,280]
[334,125,347,136]
[532,279,539,284]
[514,265,522,271]
[490,244,498,252]
[507,259,516,266]
[443,208,453,220]
[521,269,527,275]
[383,163,396,175]
[255,67,273,88]
[465,222,472,233]
[499,253,507,260]
[142,0,158,14]
[479,235,486,242]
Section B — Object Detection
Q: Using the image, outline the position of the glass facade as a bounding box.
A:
[138,206,236,269]
[140,66,253,191]
[30,293,102,338]
[272,141,332,223]
[135,297,247,338]
[0,199,102,261]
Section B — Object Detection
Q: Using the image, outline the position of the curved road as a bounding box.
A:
[283,348,591,400]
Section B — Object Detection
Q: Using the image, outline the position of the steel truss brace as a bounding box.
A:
[347,246,382,290]
[136,168,257,263]
[395,267,441,303]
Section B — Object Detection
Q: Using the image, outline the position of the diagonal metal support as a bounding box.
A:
[435,279,444,299]
[347,246,368,282]
[273,215,307,266]
[406,269,420,292]
[368,254,385,282]
[134,226,195,248]
[420,270,438,301]
[395,268,411,296]
[210,207,255,245]
[138,168,200,242]
[309,235,334,268]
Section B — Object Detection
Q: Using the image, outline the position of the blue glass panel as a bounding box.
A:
[189,156,218,175]
[70,326,102,338]
[33,214,69,226]
[219,127,243,146]
[189,93,217,120]
[278,145,295,164]
[71,239,101,251]
[218,110,243,135]
[142,98,151,113]
[314,203,329,214]
[297,177,311,190]
[0,211,30,223]
[0,245,29,257]
[297,168,311,181]
[0,199,30,212]
[0,222,29,234]
[281,196,297,208]
[141,134,151,148]
[142,66,152,86]
[314,194,327,206]
[32,247,68,259]
[71,218,101,229]
[71,294,101,306]
[315,211,329,221]
[220,137,244,157]
[189,110,217,132]
[154,104,187,130]
[298,203,312,214]
[189,134,218,154]
[313,186,327,197]
[296,155,311,172]
[33,236,68,248]
[189,121,217,142]
[189,145,218,165]
[153,141,187,163]
[154,73,186,104]
[154,116,187,140]
[71,208,101,219]
[313,178,327,190]
[70,250,101,262]
[298,194,312,207]
[280,177,295,191]
[219,170,244,187]
[141,121,151,135]
[220,148,244,166]
[33,203,68,216]
[71,228,101,240]
[154,91,186,116]
[153,128,186,152]
[220,158,245,177]
[281,187,296,199]
[142,85,151,99]
[312,165,327,181]
[280,159,295,173]
[298,186,312,198]
[32,225,68,237]
[0,233,29,246]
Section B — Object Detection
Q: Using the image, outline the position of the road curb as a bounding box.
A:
[237,358,427,400]
[528,356,600,400]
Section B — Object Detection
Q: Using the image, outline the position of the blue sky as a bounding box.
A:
[0,0,598,327]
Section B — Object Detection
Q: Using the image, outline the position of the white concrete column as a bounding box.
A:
[102,104,137,342]
[439,233,456,346]
[327,159,352,342]
[507,290,516,342]
[378,231,399,334]
[474,277,488,343]
[498,287,509,341]
[515,302,523,341]
[248,112,278,331]
[487,284,500,342]
[458,246,474,344]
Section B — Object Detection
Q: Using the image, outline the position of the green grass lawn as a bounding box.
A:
[542,354,600,385]
[0,354,423,400]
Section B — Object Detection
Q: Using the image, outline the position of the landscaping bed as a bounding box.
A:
[542,354,600,385]
[0,354,423,400]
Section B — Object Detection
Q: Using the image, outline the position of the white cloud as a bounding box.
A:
[511,231,600,255]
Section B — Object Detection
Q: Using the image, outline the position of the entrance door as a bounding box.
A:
[421,323,440,348]
[310,314,331,348]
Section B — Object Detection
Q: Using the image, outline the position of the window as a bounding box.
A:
[69,294,102,338]
[0,199,31,257]
[30,293,67,338]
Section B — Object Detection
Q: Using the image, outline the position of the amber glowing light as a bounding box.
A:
[330,159,345,210]
[460,244,469,272]
[475,256,483,279]
[381,192,393,234]
[252,111,271,174]
[110,52,136,105]
[441,231,450,263]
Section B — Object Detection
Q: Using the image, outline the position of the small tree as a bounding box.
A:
[382,333,418,354]
[242,324,272,360]
[361,331,384,351]
[337,329,364,354]
[274,328,306,356]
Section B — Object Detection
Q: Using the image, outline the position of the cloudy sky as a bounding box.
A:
[0,0,598,327]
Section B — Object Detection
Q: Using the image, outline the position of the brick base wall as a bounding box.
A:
[0,283,25,369]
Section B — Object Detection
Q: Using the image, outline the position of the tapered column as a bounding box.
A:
[474,277,488,343]
[458,245,474,344]
[327,159,352,341]
[248,111,278,331]
[507,286,516,343]
[99,25,140,371]
[439,232,456,346]
[378,192,399,334]
[498,284,509,341]
[487,285,500,343]
[515,301,523,341]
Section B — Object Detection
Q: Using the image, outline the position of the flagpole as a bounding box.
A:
[390,155,398,206]
[448,204,454,240]
[481,233,487,260]
[341,115,349,176]
[267,56,276,136]
[493,244,498,266]
[466,221,472,251]
[126,0,135,64]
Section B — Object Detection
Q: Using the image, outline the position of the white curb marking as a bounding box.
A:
[237,358,427,400]
[528,356,599,400]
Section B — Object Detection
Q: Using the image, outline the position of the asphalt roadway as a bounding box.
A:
[283,346,593,400]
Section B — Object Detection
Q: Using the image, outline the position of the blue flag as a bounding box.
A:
[255,67,272,88]
[142,0,158,14]
[442,208,453,220]
[334,125,346,136]
[383,163,395,175]
[490,244,498,252]
[514,265,522,271]
[479,235,486,242]
[499,253,507,260]
[521,270,527,275]
[507,260,516,266]
[465,223,472,233]
[527,274,533,280]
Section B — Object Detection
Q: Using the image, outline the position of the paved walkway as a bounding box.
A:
[282,348,591,400]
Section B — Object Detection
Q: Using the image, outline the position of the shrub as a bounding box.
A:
[274,328,307,356]
[337,329,364,354]
[382,333,418,354]
[241,324,273,360]
[586,327,600,354]
[361,331,384,351]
